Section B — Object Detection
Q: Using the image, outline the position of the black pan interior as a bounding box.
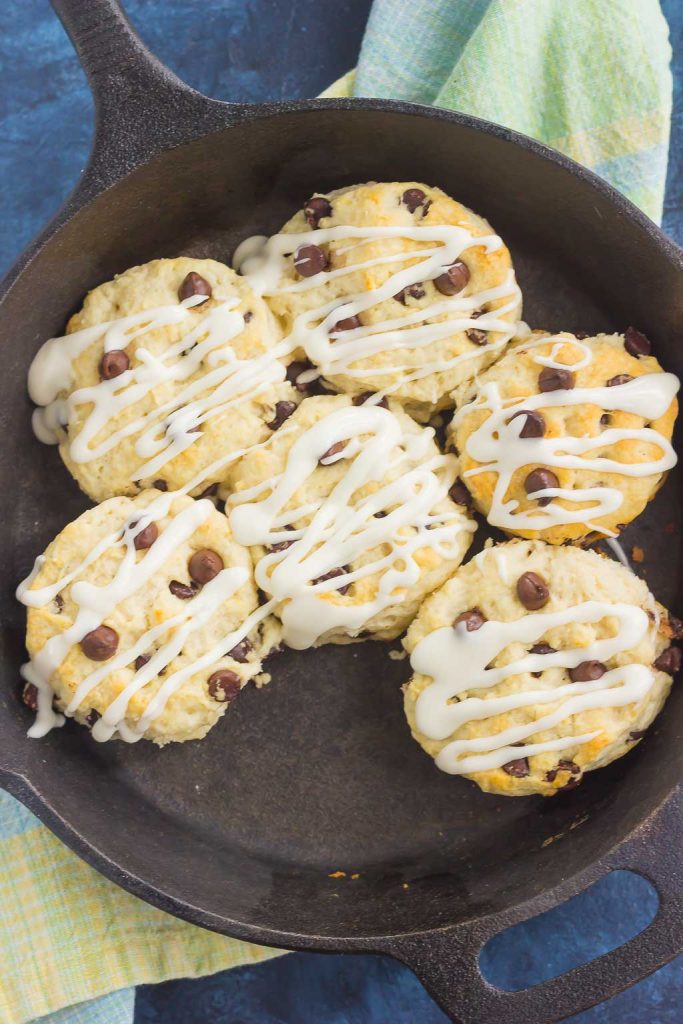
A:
[2,105,682,943]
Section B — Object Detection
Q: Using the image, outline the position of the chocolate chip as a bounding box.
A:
[607,374,633,387]
[294,244,327,277]
[21,682,39,711]
[569,660,606,682]
[134,653,151,671]
[304,195,332,227]
[402,187,428,213]
[624,326,651,358]
[81,625,119,661]
[508,409,545,438]
[600,414,611,426]
[575,332,589,340]
[267,400,297,430]
[434,260,470,296]
[189,548,224,584]
[466,328,488,346]
[529,641,556,676]
[374,511,387,518]
[503,757,529,777]
[538,366,575,392]
[54,593,64,613]
[133,521,158,550]
[352,392,388,408]
[668,614,683,638]
[524,467,559,506]
[208,669,241,702]
[654,646,682,674]
[449,480,472,507]
[546,760,581,783]
[319,441,346,463]
[269,538,295,553]
[243,311,253,323]
[99,349,129,380]
[197,482,219,500]
[516,571,550,610]
[530,642,556,656]
[394,284,426,304]
[453,608,486,632]
[228,638,253,663]
[466,311,487,346]
[178,272,212,302]
[313,565,351,594]
[629,729,647,741]
[86,709,101,727]
[286,359,316,393]
[169,580,200,600]
[333,314,361,332]
[153,479,168,491]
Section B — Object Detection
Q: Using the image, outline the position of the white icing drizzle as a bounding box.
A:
[454,337,679,534]
[605,538,630,567]
[236,224,521,400]
[411,600,654,775]
[28,293,289,482]
[229,405,475,649]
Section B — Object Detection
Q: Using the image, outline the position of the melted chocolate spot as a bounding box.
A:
[434,260,470,296]
[208,669,241,702]
[538,366,575,392]
[569,660,606,682]
[453,608,486,632]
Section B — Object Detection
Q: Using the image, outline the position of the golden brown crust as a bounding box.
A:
[403,540,674,796]
[58,258,297,501]
[268,182,521,419]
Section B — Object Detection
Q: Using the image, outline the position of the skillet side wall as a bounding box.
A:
[0,106,681,941]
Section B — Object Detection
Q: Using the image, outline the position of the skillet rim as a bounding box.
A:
[0,93,681,1021]
[1,94,682,303]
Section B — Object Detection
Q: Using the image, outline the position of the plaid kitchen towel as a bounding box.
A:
[2,1,674,1023]
[324,0,673,223]
[0,789,282,1024]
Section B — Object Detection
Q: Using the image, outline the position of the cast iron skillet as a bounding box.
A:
[1,2,682,1021]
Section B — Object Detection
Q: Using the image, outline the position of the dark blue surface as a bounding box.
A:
[1,2,682,1021]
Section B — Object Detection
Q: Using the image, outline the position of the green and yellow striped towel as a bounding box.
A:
[1,1,672,1022]
[325,0,672,222]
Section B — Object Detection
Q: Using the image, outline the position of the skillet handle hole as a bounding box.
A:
[479,869,658,991]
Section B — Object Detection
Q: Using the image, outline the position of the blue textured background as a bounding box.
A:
[1,2,681,1021]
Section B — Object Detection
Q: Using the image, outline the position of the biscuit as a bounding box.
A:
[28,257,298,501]
[21,491,278,744]
[450,331,678,544]
[403,540,678,796]
[242,182,521,420]
[226,394,477,646]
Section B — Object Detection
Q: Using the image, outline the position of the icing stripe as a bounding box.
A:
[229,405,475,649]
[411,600,655,775]
[454,337,679,535]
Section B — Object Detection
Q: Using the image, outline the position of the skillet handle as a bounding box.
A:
[385,789,682,1024]
[50,0,241,194]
